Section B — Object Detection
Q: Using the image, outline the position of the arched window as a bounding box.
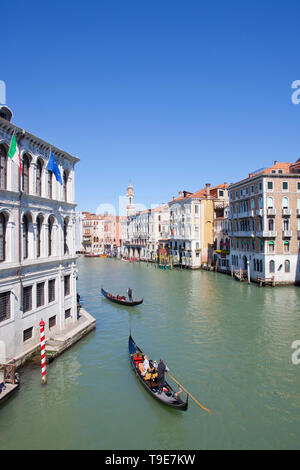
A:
[22,214,29,259]
[64,218,69,255]
[267,197,273,208]
[284,259,290,272]
[0,213,6,262]
[36,215,43,258]
[0,145,7,190]
[22,154,30,194]
[47,170,53,198]
[36,159,43,196]
[268,241,275,253]
[282,196,289,208]
[269,260,275,273]
[283,218,289,231]
[284,240,290,253]
[63,171,68,202]
[48,216,55,256]
[268,218,274,231]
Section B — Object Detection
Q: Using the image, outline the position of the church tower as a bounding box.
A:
[126,182,135,216]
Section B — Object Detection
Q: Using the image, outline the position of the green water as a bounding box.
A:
[1,257,300,450]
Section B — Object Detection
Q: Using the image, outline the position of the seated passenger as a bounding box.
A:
[138,362,146,376]
[142,355,150,374]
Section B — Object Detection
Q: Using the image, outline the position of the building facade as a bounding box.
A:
[0,108,79,364]
[228,160,300,284]
[169,184,228,268]
[120,184,170,261]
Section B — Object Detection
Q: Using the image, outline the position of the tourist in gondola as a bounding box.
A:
[127,287,133,301]
[142,355,151,374]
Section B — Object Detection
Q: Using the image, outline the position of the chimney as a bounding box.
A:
[179,191,182,197]
[274,160,278,165]
[172,196,175,201]
[205,183,211,198]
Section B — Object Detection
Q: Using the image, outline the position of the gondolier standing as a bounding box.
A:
[157,358,169,394]
[127,287,133,301]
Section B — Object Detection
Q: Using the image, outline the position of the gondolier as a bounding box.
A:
[127,287,133,301]
[157,358,169,394]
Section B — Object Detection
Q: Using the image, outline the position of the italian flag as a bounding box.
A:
[8,134,22,173]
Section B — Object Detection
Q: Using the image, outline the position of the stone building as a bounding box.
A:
[228,160,300,284]
[0,106,79,364]
[120,183,169,260]
[169,184,228,268]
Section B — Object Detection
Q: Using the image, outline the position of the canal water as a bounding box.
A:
[0,257,300,450]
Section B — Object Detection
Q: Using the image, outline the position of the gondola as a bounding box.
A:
[101,288,143,306]
[128,335,188,411]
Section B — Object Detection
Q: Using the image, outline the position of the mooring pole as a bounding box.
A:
[39,319,47,384]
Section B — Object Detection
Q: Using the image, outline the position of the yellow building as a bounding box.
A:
[169,184,228,268]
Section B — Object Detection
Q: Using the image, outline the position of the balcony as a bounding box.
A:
[261,230,277,238]
[282,208,291,216]
[256,209,263,216]
[282,230,292,238]
[267,208,276,216]
[297,209,300,217]
[231,230,255,237]
[298,231,300,239]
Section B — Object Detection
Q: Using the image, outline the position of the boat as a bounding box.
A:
[0,365,20,405]
[128,335,188,411]
[84,253,100,258]
[101,288,143,306]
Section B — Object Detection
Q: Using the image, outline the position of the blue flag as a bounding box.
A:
[46,150,62,185]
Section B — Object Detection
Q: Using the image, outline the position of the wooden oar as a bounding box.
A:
[167,372,212,413]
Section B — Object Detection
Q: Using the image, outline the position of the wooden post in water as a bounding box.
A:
[39,319,47,384]
[247,260,250,284]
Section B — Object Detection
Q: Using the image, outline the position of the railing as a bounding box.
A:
[282,208,291,216]
[267,208,276,216]
[282,230,292,238]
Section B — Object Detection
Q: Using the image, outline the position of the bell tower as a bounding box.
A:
[126,182,135,216]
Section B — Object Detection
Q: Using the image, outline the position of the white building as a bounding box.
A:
[75,211,85,253]
[0,106,79,364]
[120,184,170,260]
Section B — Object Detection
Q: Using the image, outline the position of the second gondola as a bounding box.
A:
[101,288,143,306]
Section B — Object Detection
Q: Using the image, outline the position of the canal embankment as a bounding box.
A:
[11,307,96,368]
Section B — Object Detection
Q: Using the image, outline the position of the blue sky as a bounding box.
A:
[1,0,300,212]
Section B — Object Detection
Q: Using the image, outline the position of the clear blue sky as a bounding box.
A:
[2,0,300,213]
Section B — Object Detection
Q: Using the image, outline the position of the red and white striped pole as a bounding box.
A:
[39,319,47,384]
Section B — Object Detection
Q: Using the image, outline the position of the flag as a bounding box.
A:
[8,134,22,173]
[46,150,62,185]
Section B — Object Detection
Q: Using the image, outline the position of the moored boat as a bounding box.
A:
[84,253,100,258]
[128,335,188,411]
[101,288,143,306]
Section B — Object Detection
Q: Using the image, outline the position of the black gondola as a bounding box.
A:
[101,288,143,306]
[128,335,188,411]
